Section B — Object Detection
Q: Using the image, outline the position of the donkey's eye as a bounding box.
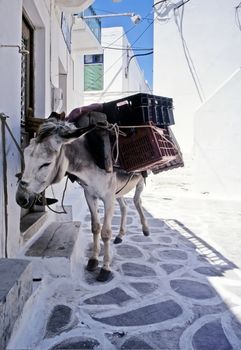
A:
[39,162,51,170]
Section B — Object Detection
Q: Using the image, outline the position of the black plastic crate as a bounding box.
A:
[103,93,175,127]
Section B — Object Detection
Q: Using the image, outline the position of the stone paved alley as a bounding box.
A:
[8,161,241,350]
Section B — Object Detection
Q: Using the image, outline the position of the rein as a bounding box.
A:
[45,176,69,214]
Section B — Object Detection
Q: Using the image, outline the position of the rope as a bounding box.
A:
[95,121,181,165]
[44,176,69,214]
[0,113,23,258]
[94,121,126,164]
[0,113,24,169]
[1,115,8,257]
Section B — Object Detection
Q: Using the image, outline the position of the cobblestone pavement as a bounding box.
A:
[10,191,241,350]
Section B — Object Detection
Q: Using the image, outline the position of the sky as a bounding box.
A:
[92,0,154,89]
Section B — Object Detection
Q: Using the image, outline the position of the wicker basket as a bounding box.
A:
[118,123,183,173]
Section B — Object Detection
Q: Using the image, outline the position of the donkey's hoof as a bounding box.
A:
[86,259,99,271]
[143,229,150,236]
[97,268,111,282]
[114,236,122,244]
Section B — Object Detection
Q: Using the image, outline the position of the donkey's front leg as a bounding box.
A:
[114,197,127,244]
[97,194,115,282]
[84,191,101,271]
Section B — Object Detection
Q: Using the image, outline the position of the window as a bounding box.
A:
[84,54,104,91]
[84,54,103,64]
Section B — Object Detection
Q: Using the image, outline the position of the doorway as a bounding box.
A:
[20,14,46,236]
[21,14,34,137]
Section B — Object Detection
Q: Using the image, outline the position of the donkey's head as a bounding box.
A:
[16,116,83,209]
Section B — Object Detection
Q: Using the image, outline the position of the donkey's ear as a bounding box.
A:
[60,125,95,141]
[49,112,65,120]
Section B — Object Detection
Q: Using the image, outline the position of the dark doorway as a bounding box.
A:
[20,14,46,233]
[21,14,34,137]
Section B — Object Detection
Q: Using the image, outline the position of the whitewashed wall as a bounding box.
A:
[153,0,241,198]
[0,0,94,258]
[193,69,241,198]
[0,0,22,257]
[153,0,241,152]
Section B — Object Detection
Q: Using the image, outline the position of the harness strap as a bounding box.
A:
[115,173,135,195]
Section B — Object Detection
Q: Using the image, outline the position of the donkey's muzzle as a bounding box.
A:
[16,188,37,209]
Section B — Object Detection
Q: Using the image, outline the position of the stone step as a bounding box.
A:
[24,221,81,279]
[0,258,32,350]
[20,211,49,242]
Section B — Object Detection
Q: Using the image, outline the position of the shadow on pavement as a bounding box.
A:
[43,198,241,350]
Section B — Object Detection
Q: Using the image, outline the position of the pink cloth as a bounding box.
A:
[66,103,103,122]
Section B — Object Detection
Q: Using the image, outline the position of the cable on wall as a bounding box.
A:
[102,46,153,51]
[173,2,205,103]
[94,9,155,85]
[235,2,241,30]
[125,51,153,78]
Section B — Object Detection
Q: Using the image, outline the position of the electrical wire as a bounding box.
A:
[93,7,153,22]
[131,18,154,47]
[173,3,205,103]
[154,0,191,23]
[93,8,155,85]
[153,0,191,8]
[175,0,191,10]
[153,0,204,102]
[153,0,174,23]
[153,0,168,7]
[103,46,153,51]
[84,90,153,95]
[103,23,138,49]
[235,2,241,30]
[126,51,153,77]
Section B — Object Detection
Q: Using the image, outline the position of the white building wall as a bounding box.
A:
[0,0,22,258]
[0,0,95,258]
[153,0,241,198]
[193,69,241,199]
[102,27,124,101]
[121,32,151,96]
[153,0,241,153]
[84,26,150,105]
[23,0,52,115]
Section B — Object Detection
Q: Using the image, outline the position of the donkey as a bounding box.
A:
[16,116,149,281]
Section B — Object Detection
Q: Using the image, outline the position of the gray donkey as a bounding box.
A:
[16,114,149,281]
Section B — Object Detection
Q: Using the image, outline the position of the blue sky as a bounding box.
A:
[92,0,154,88]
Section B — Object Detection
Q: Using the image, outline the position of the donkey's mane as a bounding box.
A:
[36,118,76,143]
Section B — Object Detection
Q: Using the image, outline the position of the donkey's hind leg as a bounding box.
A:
[134,178,150,236]
[114,197,127,244]
[84,190,101,271]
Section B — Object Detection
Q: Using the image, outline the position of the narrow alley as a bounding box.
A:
[7,160,241,350]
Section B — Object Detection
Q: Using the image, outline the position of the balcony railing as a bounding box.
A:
[81,6,101,42]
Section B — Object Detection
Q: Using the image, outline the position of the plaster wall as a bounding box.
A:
[193,69,241,199]
[0,0,23,257]
[102,27,125,101]
[0,0,95,257]
[153,0,241,153]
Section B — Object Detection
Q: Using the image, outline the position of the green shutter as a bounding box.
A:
[84,64,103,91]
